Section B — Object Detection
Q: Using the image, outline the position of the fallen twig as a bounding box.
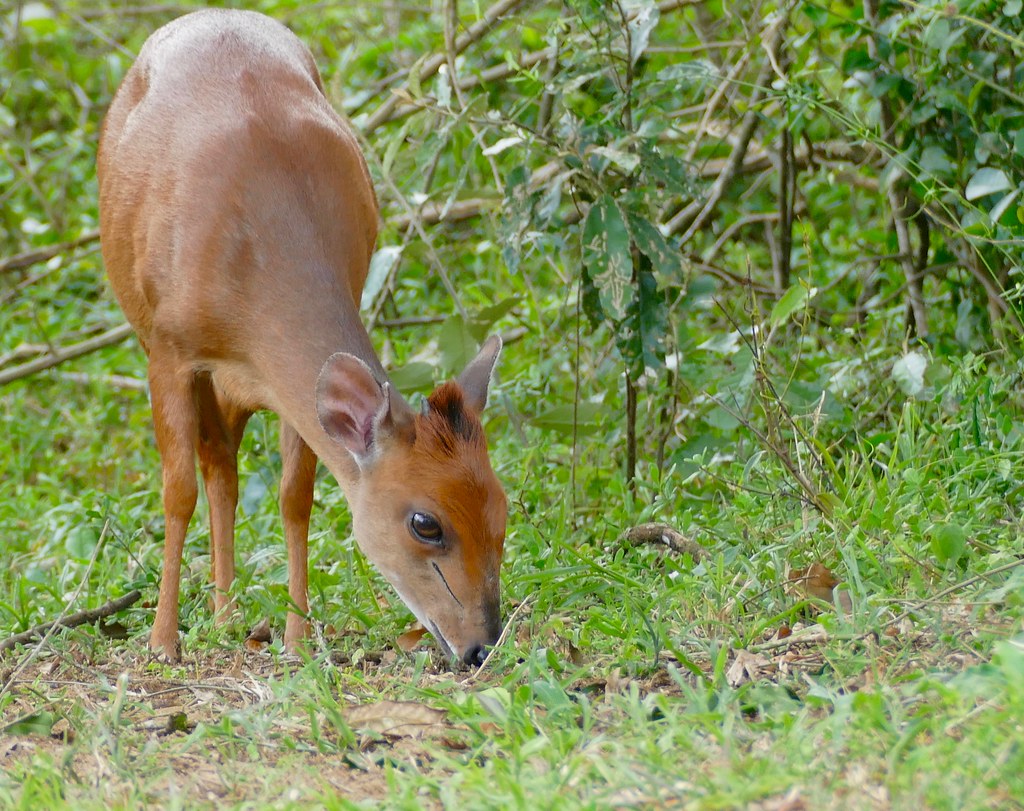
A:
[0,590,142,653]
[621,523,709,561]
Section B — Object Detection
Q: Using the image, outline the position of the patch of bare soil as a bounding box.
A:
[0,639,456,806]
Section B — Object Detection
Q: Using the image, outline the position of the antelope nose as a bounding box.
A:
[462,643,488,668]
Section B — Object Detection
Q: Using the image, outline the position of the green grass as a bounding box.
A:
[2,353,1022,808]
[2,0,1024,807]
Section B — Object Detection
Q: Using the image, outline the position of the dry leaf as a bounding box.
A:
[98,620,129,639]
[344,700,447,739]
[396,623,429,652]
[246,618,272,644]
[788,562,840,603]
[726,649,770,688]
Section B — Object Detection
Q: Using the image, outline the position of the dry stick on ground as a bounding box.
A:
[0,590,142,653]
[621,523,709,562]
[0,522,112,699]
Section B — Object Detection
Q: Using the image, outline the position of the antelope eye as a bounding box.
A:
[409,512,443,545]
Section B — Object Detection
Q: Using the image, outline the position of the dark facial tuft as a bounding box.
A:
[425,382,480,445]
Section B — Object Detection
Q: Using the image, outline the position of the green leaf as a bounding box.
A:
[530,402,606,436]
[990,188,1022,223]
[841,48,875,73]
[65,525,98,562]
[439,315,478,374]
[770,283,813,328]
[389,362,435,394]
[468,296,520,341]
[931,523,967,565]
[3,711,56,737]
[626,213,684,285]
[965,168,1011,200]
[918,145,954,178]
[582,195,633,321]
[590,145,640,175]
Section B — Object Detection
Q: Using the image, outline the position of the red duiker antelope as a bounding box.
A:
[97,9,506,666]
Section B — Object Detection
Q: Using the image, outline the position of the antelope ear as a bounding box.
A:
[316,353,415,460]
[457,335,502,414]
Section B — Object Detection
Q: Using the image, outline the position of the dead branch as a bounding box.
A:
[0,590,141,653]
[54,371,148,392]
[668,17,787,238]
[0,229,100,275]
[363,0,533,134]
[0,323,135,387]
[621,523,709,561]
[362,0,703,131]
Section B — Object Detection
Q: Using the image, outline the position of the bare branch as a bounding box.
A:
[0,323,134,387]
[0,590,142,653]
[362,0,534,134]
[0,229,100,275]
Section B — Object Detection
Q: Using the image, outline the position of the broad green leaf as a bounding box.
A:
[590,145,640,174]
[389,362,436,394]
[360,246,403,311]
[919,145,954,178]
[841,48,876,73]
[582,195,633,321]
[626,213,684,284]
[931,523,967,564]
[439,315,477,374]
[530,402,606,436]
[965,167,1011,200]
[468,296,521,341]
[770,283,813,328]
[65,524,98,561]
[990,188,1021,223]
[617,266,667,376]
[892,351,927,396]
[4,711,56,737]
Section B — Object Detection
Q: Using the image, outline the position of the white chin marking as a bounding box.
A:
[427,621,456,659]
[390,582,458,659]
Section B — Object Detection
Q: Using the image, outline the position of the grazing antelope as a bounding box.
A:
[98,9,506,666]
